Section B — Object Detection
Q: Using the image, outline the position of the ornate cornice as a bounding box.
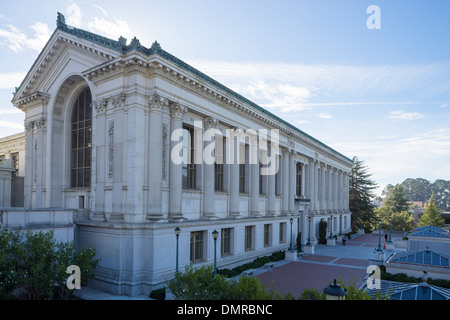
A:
[14,91,50,111]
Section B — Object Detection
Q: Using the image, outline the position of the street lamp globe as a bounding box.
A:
[323,279,348,300]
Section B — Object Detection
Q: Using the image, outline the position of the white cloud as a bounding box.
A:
[64,2,133,41]
[0,72,27,89]
[87,16,133,41]
[0,21,51,53]
[316,113,333,119]
[0,120,23,130]
[388,110,423,120]
[66,1,83,27]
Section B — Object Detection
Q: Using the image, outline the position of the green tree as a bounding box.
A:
[0,229,100,300]
[385,185,411,213]
[375,206,414,232]
[400,178,432,203]
[349,156,377,231]
[418,193,445,227]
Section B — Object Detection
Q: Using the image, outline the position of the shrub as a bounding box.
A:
[167,265,230,300]
[167,265,293,300]
[298,288,324,300]
[0,229,100,300]
[216,251,285,278]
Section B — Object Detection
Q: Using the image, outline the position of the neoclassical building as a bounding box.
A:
[6,13,353,296]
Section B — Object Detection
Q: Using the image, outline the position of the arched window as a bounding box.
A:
[70,87,92,188]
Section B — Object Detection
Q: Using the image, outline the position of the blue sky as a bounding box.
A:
[1,0,449,196]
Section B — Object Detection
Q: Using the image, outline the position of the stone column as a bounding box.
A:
[229,128,240,218]
[202,116,218,220]
[289,151,296,215]
[333,168,338,213]
[0,158,14,207]
[327,165,333,213]
[301,162,306,198]
[308,159,315,212]
[147,94,166,222]
[24,120,35,209]
[314,160,319,214]
[250,134,260,217]
[267,142,276,216]
[31,117,46,209]
[338,170,343,212]
[169,102,186,221]
[320,163,326,213]
[281,148,290,216]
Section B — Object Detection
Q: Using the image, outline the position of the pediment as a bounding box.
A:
[12,27,121,110]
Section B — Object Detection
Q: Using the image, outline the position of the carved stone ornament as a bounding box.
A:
[169,102,186,119]
[203,116,218,130]
[35,117,46,130]
[112,92,126,110]
[108,121,114,179]
[25,120,35,133]
[148,94,167,112]
[94,99,108,114]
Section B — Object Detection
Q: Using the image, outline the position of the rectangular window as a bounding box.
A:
[215,135,224,191]
[239,164,245,193]
[190,231,204,262]
[296,163,302,197]
[245,226,253,251]
[279,223,286,243]
[11,152,19,177]
[264,224,271,247]
[215,163,224,191]
[259,163,266,195]
[221,228,232,256]
[182,125,197,189]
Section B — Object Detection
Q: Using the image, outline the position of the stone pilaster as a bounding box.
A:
[249,134,260,217]
[281,148,289,216]
[202,116,218,220]
[168,102,187,221]
[146,94,167,222]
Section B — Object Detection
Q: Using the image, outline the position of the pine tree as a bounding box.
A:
[418,193,445,227]
[385,185,411,213]
[349,156,377,231]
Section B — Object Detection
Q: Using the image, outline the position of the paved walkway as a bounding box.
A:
[256,233,404,298]
[77,232,403,300]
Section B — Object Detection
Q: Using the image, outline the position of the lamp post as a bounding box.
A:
[174,227,181,277]
[212,229,219,277]
[376,219,383,252]
[289,218,294,250]
[388,216,393,243]
[323,279,347,300]
[307,216,312,246]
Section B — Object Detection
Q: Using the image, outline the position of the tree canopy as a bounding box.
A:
[349,156,377,231]
[384,185,411,213]
[382,178,450,211]
[418,193,445,228]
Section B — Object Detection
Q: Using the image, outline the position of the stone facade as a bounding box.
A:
[5,13,353,296]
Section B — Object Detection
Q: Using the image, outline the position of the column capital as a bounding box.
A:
[169,102,187,119]
[148,93,168,112]
[203,116,218,130]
